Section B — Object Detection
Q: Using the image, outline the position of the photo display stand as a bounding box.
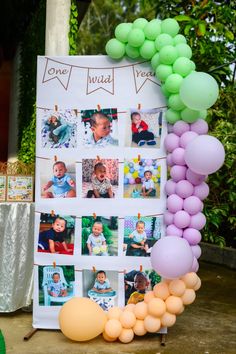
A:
[33,55,168,335]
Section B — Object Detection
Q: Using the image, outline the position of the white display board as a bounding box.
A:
[33,55,167,329]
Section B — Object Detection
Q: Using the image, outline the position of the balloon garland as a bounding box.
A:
[59,17,225,343]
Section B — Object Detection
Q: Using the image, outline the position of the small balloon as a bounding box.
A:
[175,43,192,59]
[139,40,156,59]
[159,45,178,65]
[151,53,160,70]
[115,23,133,43]
[144,19,162,40]
[168,94,186,111]
[173,57,193,77]
[173,34,187,45]
[173,120,190,136]
[181,107,201,123]
[125,44,140,59]
[165,109,181,124]
[155,33,174,51]
[175,180,194,199]
[161,18,180,37]
[133,18,148,29]
[105,38,125,59]
[128,28,145,47]
[165,73,183,93]
[155,64,173,82]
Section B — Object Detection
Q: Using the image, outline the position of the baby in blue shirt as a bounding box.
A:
[129,220,149,254]
[47,272,67,297]
[91,271,112,294]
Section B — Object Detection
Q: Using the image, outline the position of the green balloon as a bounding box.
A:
[180,72,219,110]
[139,40,156,59]
[159,45,178,65]
[155,64,173,82]
[199,109,208,120]
[115,23,133,43]
[173,34,187,45]
[181,107,201,123]
[161,83,171,97]
[133,18,148,29]
[125,44,140,59]
[105,38,125,59]
[168,94,186,111]
[144,19,162,40]
[128,28,145,47]
[165,73,183,93]
[190,60,196,71]
[165,108,181,124]
[155,33,173,51]
[161,18,180,37]
[151,53,160,70]
[176,43,192,59]
[173,57,192,77]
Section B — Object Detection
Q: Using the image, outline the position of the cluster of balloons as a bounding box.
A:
[105,18,219,125]
[124,159,160,185]
[59,272,201,343]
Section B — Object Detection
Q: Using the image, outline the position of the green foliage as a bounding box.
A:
[18,105,36,164]
[0,330,6,354]
[69,0,79,55]
[145,269,161,288]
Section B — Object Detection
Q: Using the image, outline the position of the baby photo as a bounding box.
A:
[81,216,118,256]
[38,265,75,306]
[40,109,77,148]
[81,108,118,148]
[123,158,161,199]
[40,158,76,198]
[124,269,161,305]
[83,269,118,311]
[125,108,163,148]
[37,213,75,255]
[123,216,162,257]
[82,159,119,198]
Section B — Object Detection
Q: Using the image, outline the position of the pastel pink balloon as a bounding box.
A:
[183,228,202,245]
[186,168,207,186]
[174,210,191,229]
[173,120,190,136]
[165,179,176,195]
[164,133,180,152]
[170,165,187,182]
[175,180,194,198]
[191,245,202,259]
[171,148,186,165]
[166,224,183,237]
[179,131,198,149]
[190,119,208,135]
[167,194,184,213]
[193,182,209,200]
[164,211,174,225]
[166,154,174,167]
[183,196,202,215]
[190,257,199,272]
[189,212,206,230]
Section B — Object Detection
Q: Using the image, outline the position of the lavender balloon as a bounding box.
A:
[183,228,202,245]
[193,182,209,200]
[170,165,187,182]
[190,257,199,273]
[164,133,180,152]
[165,179,176,195]
[171,147,186,165]
[175,180,194,198]
[167,194,184,213]
[166,224,183,237]
[166,153,174,167]
[190,119,208,135]
[183,196,202,215]
[186,168,207,186]
[173,120,190,136]
[189,212,206,230]
[164,211,174,225]
[179,131,198,149]
[174,210,191,229]
[191,245,202,259]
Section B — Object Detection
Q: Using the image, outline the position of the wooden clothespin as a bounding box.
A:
[54,155,57,162]
[53,261,56,269]
[74,109,78,116]
[97,104,101,111]
[138,154,141,162]
[51,210,55,217]
[92,266,96,272]
[54,105,58,112]
[138,103,141,110]
[96,156,101,161]
[93,213,97,220]
[139,265,143,272]
[137,212,141,220]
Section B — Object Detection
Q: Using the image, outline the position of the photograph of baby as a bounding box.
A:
[123,216,162,257]
[124,269,161,305]
[82,216,118,256]
[125,109,163,148]
[40,159,76,198]
[81,108,118,148]
[37,213,75,255]
[83,269,118,311]
[40,109,77,148]
[123,158,161,199]
[82,159,118,198]
[38,265,75,306]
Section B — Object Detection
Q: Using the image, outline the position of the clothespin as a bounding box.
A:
[51,210,55,217]
[138,154,141,162]
[137,212,141,220]
[92,266,96,272]
[53,261,56,269]
[96,156,101,161]
[93,213,97,220]
[54,105,58,112]
[138,103,141,110]
[54,155,57,162]
[139,265,143,272]
[97,104,101,111]
[74,109,78,116]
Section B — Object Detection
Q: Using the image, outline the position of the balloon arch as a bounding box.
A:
[59,18,225,343]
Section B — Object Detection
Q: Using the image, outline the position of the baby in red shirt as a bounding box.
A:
[131,112,156,146]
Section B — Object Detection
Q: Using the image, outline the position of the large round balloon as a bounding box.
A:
[150,236,193,279]
[184,135,225,174]
[180,72,219,110]
[59,297,107,341]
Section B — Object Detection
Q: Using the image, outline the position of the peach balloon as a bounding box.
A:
[144,315,161,333]
[181,289,196,305]
[119,328,134,343]
[124,304,136,312]
[165,296,183,314]
[105,319,122,338]
[181,272,199,289]
[119,311,136,329]
[133,319,147,336]
[102,331,117,342]
[134,301,148,320]
[193,277,201,291]
[176,305,185,315]
[168,279,186,297]
[147,298,166,317]
[161,312,176,327]
[153,282,170,300]
[144,290,155,303]
[107,306,123,320]
[59,297,107,341]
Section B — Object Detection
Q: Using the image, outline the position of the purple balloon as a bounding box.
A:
[193,182,209,200]
[164,211,174,225]
[179,131,198,149]
[165,179,176,195]
[173,120,190,136]
[174,210,191,229]
[150,236,194,279]
[190,119,208,135]
[183,195,202,215]
[129,177,135,184]
[186,168,207,186]
[166,153,174,167]
[164,133,180,152]
[170,165,187,182]
[191,245,202,259]
[190,257,199,272]
[189,212,206,230]
[166,224,183,237]
[175,180,194,198]
[184,135,225,175]
[183,228,202,245]
[167,194,184,213]
[171,147,186,165]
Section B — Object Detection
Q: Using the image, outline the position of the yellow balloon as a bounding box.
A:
[144,315,161,333]
[132,171,139,178]
[133,158,139,163]
[124,166,129,174]
[59,297,106,341]
[119,328,134,343]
